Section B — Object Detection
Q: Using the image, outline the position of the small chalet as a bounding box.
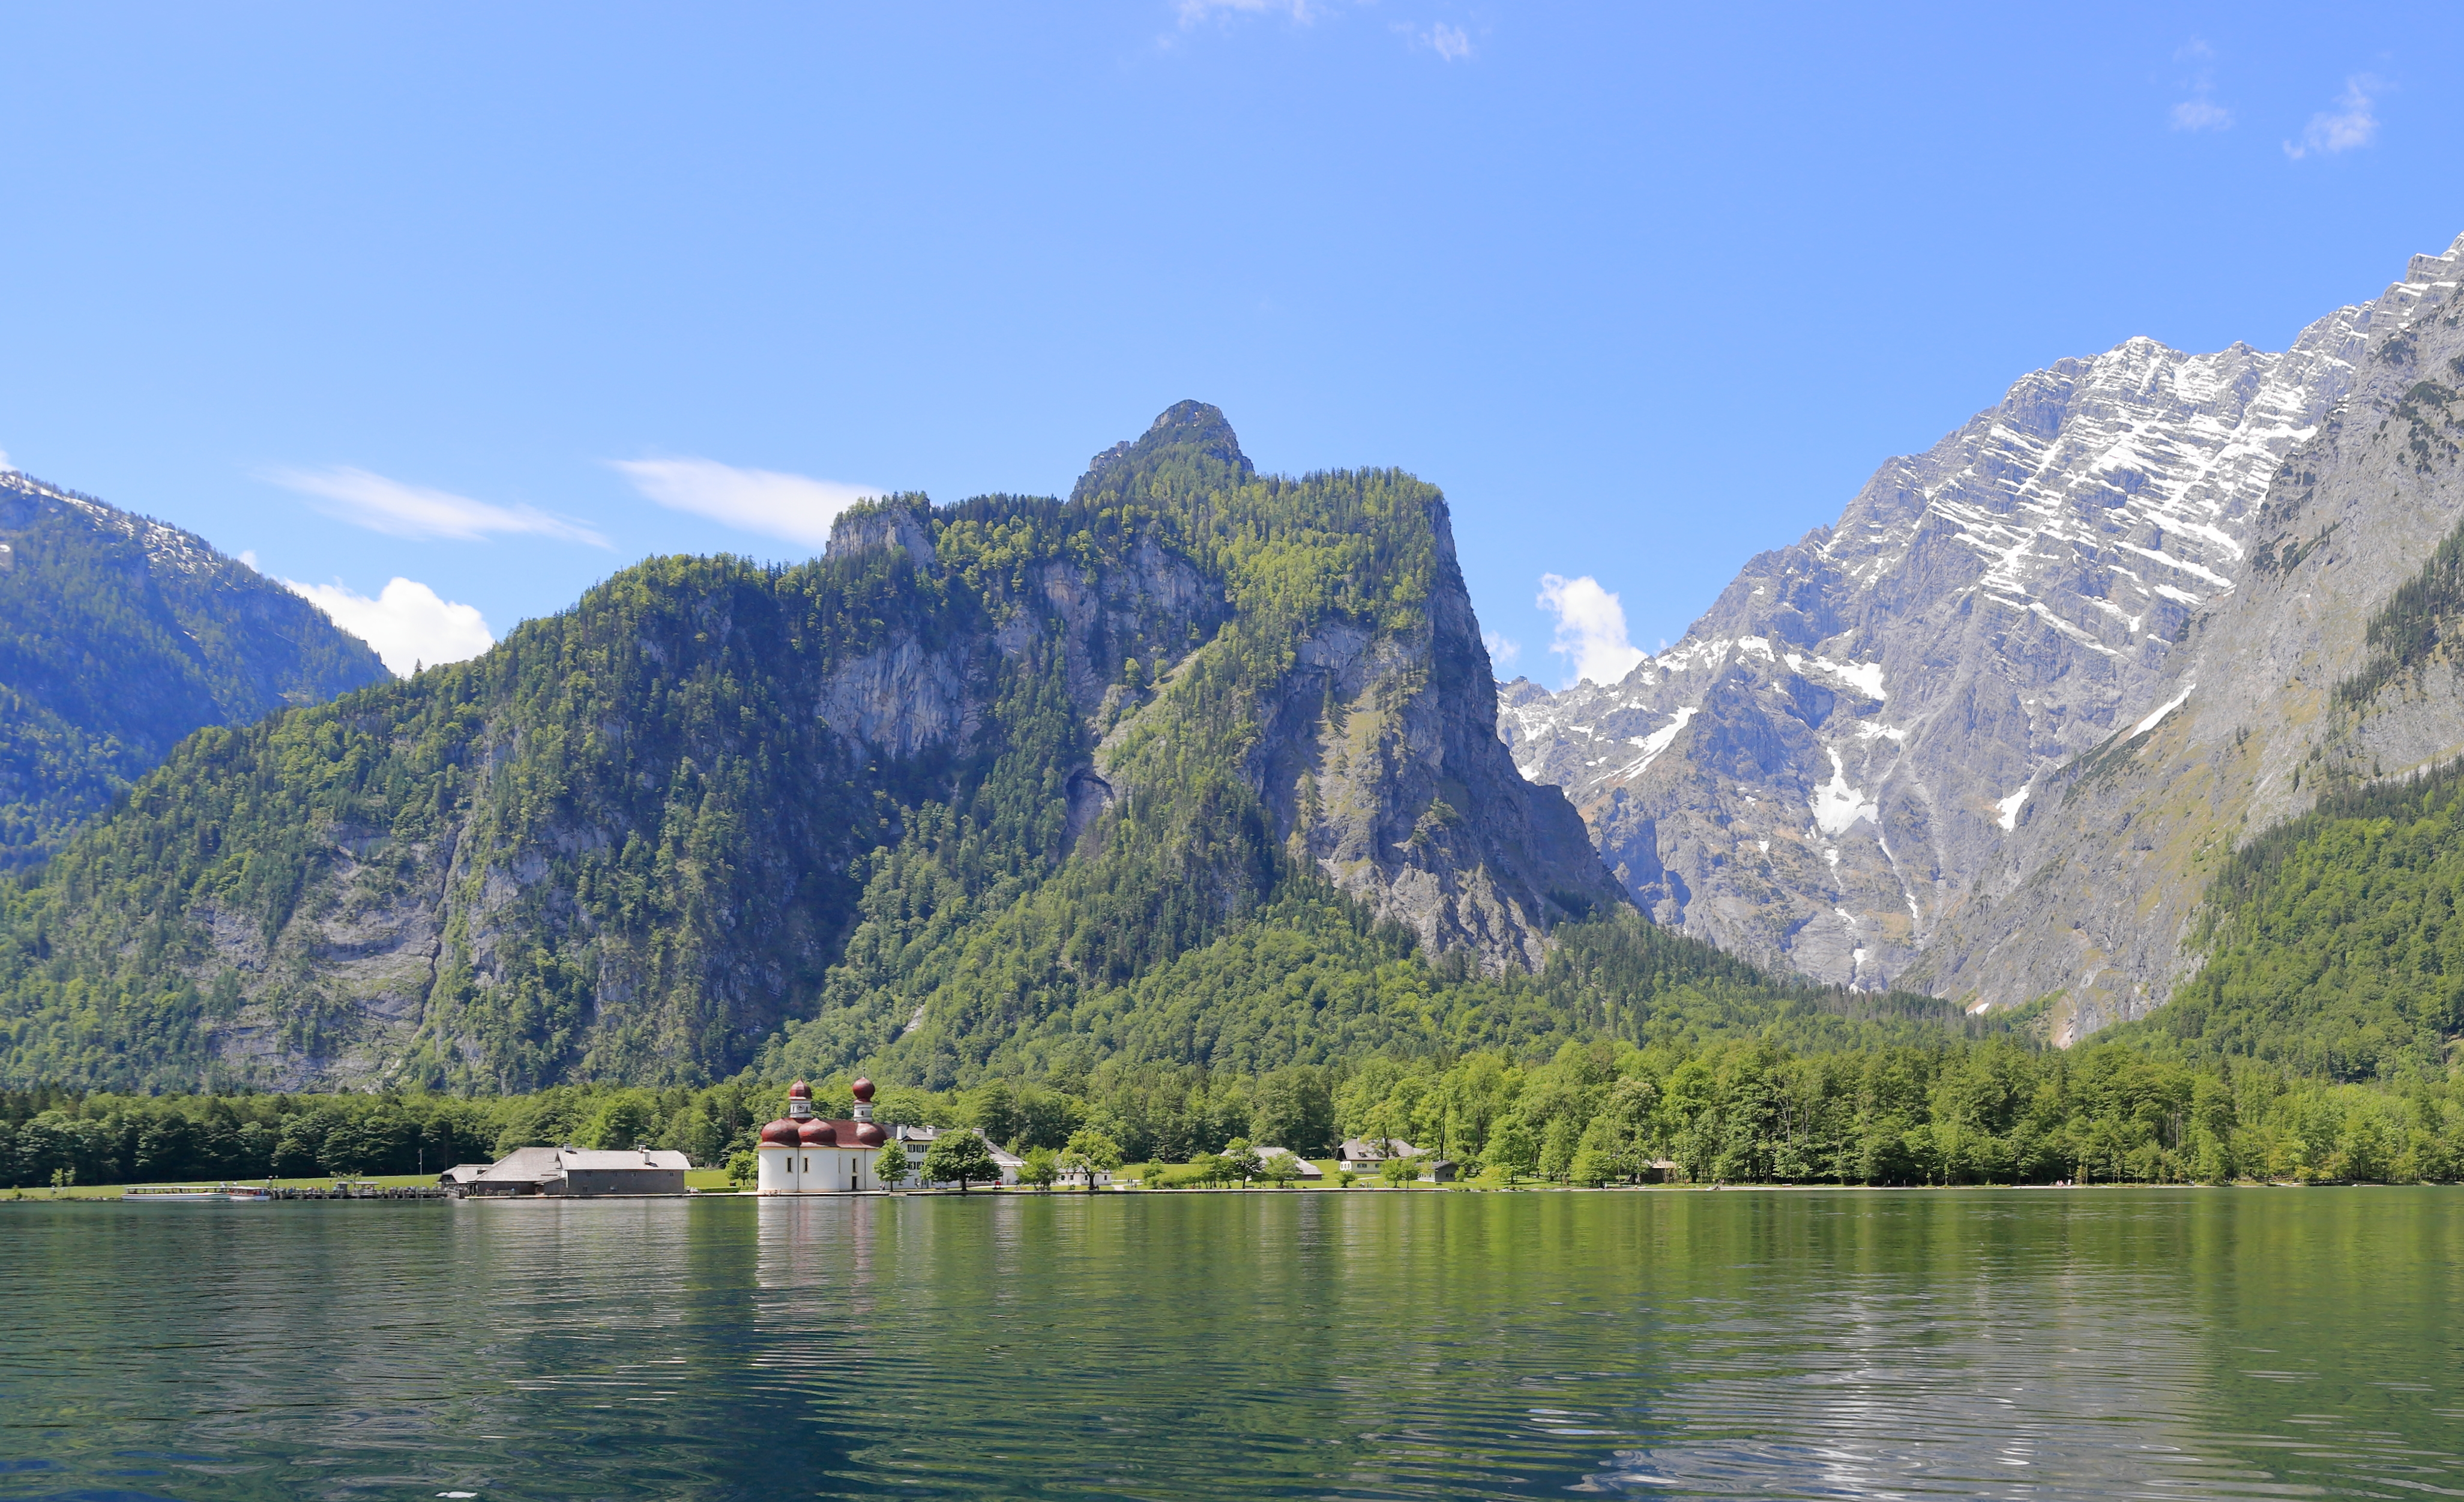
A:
[442,1145,690,1197]
[1335,1136,1427,1169]
[1254,1146,1324,1180]
[896,1124,1026,1187]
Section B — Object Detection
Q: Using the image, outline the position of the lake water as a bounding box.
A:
[3,1188,2460,1500]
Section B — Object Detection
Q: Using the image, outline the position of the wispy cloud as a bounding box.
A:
[2169,39,2232,133]
[286,576,495,677]
[1483,630,1520,671]
[0,448,12,472]
[1424,22,1472,61]
[609,457,878,550]
[2285,74,2386,159]
[266,465,607,547]
[1537,573,1646,688]
[1176,0,1315,27]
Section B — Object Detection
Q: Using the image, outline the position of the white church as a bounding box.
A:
[756,1077,894,1194]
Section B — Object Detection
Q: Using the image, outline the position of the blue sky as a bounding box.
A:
[0,4,2458,683]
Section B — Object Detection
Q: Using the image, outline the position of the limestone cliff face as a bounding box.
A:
[1238,498,1625,973]
[1909,235,2464,1036]
[5,406,1622,1091]
[1505,267,2376,990]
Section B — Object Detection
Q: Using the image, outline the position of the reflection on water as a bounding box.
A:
[1,1189,2458,1500]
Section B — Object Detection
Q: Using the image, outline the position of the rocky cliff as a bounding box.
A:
[0,404,1623,1092]
[1504,271,2373,990]
[1505,231,2464,1052]
[1910,235,2464,1036]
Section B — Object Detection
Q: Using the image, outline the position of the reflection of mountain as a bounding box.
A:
[13,1193,2463,1497]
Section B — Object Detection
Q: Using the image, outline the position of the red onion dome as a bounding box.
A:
[850,1076,875,1103]
[787,1079,813,1101]
[854,1122,887,1147]
[799,1119,839,1146]
[759,1118,801,1148]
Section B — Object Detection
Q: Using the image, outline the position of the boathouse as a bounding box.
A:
[441,1145,690,1197]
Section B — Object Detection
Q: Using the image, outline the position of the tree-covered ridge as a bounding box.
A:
[0,472,389,866]
[2117,758,2464,1081]
[0,404,1622,1094]
[744,402,1623,1090]
[765,888,1992,1090]
[0,547,947,1093]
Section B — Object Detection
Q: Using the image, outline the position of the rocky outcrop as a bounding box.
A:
[1910,235,2464,1035]
[1505,276,2373,988]
[1239,500,1626,973]
[2,405,1625,1092]
[1503,230,2464,1045]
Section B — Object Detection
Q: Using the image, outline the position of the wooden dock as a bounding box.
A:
[264,1184,452,1201]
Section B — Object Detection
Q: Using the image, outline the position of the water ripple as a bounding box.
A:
[1,1190,2459,1499]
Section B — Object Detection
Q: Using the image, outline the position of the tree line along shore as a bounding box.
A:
[11,1033,2464,1193]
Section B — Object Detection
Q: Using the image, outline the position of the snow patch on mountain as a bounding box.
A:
[2132,683,2194,737]
[1812,747,1879,837]
[1499,288,2373,988]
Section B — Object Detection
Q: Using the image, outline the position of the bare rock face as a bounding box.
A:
[32,408,1625,1093]
[1910,235,2464,1036]
[1239,504,1625,973]
[1505,281,2373,989]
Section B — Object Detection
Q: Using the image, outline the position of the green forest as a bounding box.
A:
[2115,755,2464,1080]
[11,1033,2462,1190]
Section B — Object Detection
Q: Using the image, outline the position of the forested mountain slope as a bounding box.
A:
[0,471,389,866]
[0,405,1684,1094]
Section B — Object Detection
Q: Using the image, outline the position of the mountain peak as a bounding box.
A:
[1071,400,1253,504]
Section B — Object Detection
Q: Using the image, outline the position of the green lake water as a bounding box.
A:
[3,1188,2460,1500]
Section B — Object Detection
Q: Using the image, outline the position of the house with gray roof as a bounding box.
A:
[442,1145,690,1197]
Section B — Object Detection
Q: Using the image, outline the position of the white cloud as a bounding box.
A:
[1537,573,1647,688]
[238,550,260,571]
[1483,630,1520,670]
[1394,19,1475,61]
[2171,98,2231,131]
[0,448,12,472]
[2285,75,2385,159]
[266,465,607,547]
[608,457,878,550]
[286,576,495,677]
[1177,0,1315,25]
[2169,39,2231,132]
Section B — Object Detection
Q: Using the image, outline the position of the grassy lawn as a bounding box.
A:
[6,1173,445,1201]
[12,1169,758,1201]
[1122,1159,1364,1188]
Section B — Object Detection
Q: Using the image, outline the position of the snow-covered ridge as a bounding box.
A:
[1493,236,2460,991]
[0,471,233,578]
